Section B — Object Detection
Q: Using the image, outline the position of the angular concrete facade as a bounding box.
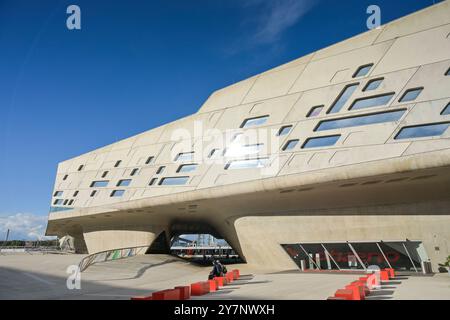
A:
[46,2,450,271]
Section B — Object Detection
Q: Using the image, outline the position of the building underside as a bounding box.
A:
[46,2,450,272]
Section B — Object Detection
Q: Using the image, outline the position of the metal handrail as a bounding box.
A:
[78,245,150,272]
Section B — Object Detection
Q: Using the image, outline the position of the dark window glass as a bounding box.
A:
[102,171,108,178]
[73,191,79,197]
[63,175,68,181]
[90,190,97,197]
[149,178,158,186]
[53,191,63,197]
[78,165,84,171]
[145,156,154,164]
[130,168,139,176]
[114,160,122,167]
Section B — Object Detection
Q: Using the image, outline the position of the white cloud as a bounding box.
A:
[250,0,315,45]
[0,213,54,240]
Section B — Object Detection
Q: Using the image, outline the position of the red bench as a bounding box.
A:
[152,289,181,300]
[174,286,190,300]
[191,282,210,296]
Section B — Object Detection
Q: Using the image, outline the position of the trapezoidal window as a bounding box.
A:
[399,87,423,103]
[149,178,158,186]
[110,190,125,197]
[307,105,324,117]
[363,78,383,91]
[159,176,189,186]
[349,92,395,110]
[145,156,154,164]
[77,165,84,171]
[282,139,299,151]
[101,171,109,178]
[225,158,269,170]
[277,125,293,136]
[224,143,263,157]
[327,83,359,114]
[68,200,74,206]
[53,191,63,197]
[240,115,269,128]
[73,190,79,197]
[114,160,122,168]
[395,122,450,140]
[175,152,194,162]
[302,135,341,149]
[156,166,166,174]
[117,179,131,187]
[353,63,374,78]
[130,168,139,176]
[53,199,64,205]
[441,102,450,115]
[315,109,406,131]
[90,180,109,188]
[208,148,220,158]
[90,190,97,197]
[445,67,450,76]
[62,175,68,181]
[177,164,198,173]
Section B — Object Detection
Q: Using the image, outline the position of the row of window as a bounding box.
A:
[53,199,74,206]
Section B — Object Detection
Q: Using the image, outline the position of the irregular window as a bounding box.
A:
[399,87,423,102]
[130,168,139,176]
[117,179,131,187]
[282,139,299,151]
[353,64,374,78]
[307,106,324,117]
[175,152,194,162]
[156,166,165,174]
[328,84,359,113]
[395,122,450,140]
[177,164,198,173]
[225,158,269,170]
[441,102,450,115]
[54,191,63,197]
[224,144,263,157]
[363,78,383,91]
[110,190,125,197]
[149,178,158,186]
[240,115,269,128]
[90,180,109,188]
[315,109,406,131]
[145,156,154,164]
[159,176,190,186]
[302,135,341,149]
[350,92,395,110]
[277,125,293,136]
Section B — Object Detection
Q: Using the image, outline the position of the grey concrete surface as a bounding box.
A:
[0,254,449,300]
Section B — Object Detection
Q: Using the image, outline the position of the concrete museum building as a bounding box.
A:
[46,2,450,273]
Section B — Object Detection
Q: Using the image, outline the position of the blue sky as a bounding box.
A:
[0,0,440,239]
